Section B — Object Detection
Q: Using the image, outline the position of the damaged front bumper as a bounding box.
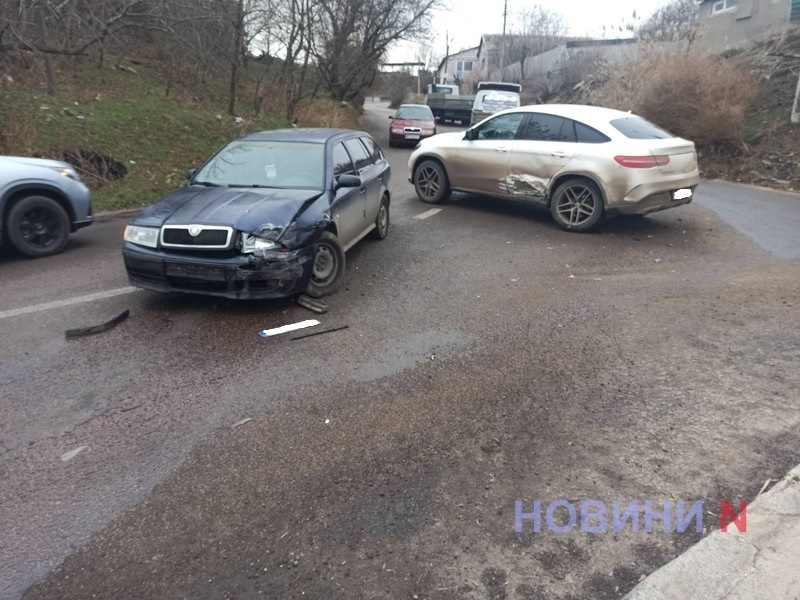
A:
[122,243,315,300]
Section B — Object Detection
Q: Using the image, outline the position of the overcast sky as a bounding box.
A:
[388,0,674,64]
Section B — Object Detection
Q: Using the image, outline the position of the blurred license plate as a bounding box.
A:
[674,188,692,200]
[164,262,226,281]
[405,134,420,140]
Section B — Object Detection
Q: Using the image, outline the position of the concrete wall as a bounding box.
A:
[697,0,792,50]
[484,41,641,97]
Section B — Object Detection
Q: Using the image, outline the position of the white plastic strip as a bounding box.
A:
[258,319,320,338]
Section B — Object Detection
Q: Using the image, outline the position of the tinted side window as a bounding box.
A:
[575,121,611,143]
[344,138,372,170]
[610,117,673,139]
[519,114,575,142]
[475,113,525,140]
[360,137,384,163]
[333,142,355,176]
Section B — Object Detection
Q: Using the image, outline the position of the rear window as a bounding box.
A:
[610,117,673,139]
[360,136,384,163]
[344,138,373,170]
[475,90,520,112]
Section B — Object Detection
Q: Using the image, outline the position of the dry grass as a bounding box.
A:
[586,49,759,150]
[295,99,360,129]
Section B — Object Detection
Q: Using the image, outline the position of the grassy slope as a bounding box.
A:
[0,63,289,211]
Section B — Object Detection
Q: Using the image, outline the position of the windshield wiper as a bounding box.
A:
[227,184,279,189]
[191,180,226,187]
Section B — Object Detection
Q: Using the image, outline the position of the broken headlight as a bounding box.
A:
[240,233,280,253]
[124,225,159,248]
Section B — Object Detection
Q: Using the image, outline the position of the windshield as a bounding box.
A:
[193,140,325,189]
[395,107,434,121]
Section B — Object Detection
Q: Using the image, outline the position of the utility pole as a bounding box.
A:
[792,70,800,124]
[499,0,508,76]
[444,30,449,84]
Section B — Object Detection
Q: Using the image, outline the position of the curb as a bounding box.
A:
[701,178,800,199]
[623,464,800,599]
[92,207,141,221]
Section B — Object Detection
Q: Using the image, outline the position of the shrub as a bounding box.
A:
[587,50,759,151]
[294,99,360,128]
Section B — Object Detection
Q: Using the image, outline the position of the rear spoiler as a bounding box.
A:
[477,81,521,93]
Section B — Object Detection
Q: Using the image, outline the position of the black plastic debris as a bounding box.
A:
[297,294,329,314]
[65,309,130,339]
[291,325,349,341]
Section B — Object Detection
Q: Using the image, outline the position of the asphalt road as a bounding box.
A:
[1,103,799,600]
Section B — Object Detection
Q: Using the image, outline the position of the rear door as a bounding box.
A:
[449,112,526,196]
[503,113,577,202]
[358,136,390,224]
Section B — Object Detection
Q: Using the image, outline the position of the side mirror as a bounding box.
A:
[434,116,441,122]
[335,173,361,190]
[186,168,197,180]
[388,115,394,120]
[464,129,475,141]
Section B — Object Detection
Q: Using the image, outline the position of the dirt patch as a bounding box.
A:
[62,148,128,184]
[697,30,800,191]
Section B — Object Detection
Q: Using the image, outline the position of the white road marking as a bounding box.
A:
[414,208,443,220]
[0,286,140,319]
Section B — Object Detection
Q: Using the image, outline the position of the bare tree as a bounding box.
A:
[0,0,159,93]
[267,0,320,119]
[313,0,440,104]
[505,5,568,80]
[638,0,699,45]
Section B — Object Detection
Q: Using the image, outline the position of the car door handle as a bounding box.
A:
[551,151,567,158]
[359,188,366,194]
[495,147,509,153]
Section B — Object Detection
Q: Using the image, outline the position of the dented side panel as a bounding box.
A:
[502,140,576,202]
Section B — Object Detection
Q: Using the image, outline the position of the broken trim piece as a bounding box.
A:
[65,309,130,339]
[291,325,349,341]
[258,319,320,338]
[297,294,329,314]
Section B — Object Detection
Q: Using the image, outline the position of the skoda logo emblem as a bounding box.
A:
[188,225,202,237]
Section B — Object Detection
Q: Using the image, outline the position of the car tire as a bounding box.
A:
[7,195,70,258]
[550,179,605,232]
[413,159,452,204]
[305,231,345,298]
[371,195,390,240]
[388,139,397,148]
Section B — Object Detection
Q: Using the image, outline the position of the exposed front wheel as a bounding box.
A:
[7,195,70,257]
[305,231,345,298]
[550,179,604,232]
[371,195,390,240]
[413,159,452,204]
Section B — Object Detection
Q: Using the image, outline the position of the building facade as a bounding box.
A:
[435,47,479,89]
[697,0,798,49]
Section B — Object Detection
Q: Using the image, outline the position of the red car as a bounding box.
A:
[388,104,438,147]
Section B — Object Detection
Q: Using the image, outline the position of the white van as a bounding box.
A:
[470,82,522,125]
